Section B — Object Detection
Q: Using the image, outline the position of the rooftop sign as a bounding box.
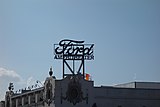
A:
[54,39,94,60]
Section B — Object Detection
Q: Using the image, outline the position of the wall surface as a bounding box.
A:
[2,75,160,107]
[93,87,160,107]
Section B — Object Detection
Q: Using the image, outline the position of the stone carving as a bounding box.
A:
[61,76,88,105]
[45,80,53,106]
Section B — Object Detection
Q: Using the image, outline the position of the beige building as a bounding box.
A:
[1,68,160,107]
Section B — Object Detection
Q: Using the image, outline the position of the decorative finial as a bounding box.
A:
[49,66,53,76]
[8,83,14,91]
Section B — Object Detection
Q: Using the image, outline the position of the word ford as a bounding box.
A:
[54,39,94,60]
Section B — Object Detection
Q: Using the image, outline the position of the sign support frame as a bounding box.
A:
[54,39,94,79]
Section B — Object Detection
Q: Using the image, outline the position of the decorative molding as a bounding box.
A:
[61,76,88,105]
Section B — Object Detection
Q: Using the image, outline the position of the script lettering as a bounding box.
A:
[54,39,94,60]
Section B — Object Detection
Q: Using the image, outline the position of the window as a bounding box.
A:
[24,95,28,105]
[12,99,16,107]
[37,91,43,102]
[30,93,35,104]
[92,103,97,107]
[18,97,22,106]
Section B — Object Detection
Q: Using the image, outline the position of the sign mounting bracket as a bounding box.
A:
[54,39,94,79]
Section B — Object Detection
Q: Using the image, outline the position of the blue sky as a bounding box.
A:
[0,0,160,100]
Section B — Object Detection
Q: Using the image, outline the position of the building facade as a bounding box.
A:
[1,69,160,107]
[1,40,160,107]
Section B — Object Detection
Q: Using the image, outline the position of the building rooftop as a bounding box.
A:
[114,82,160,89]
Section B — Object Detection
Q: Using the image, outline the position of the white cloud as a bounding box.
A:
[26,76,36,87]
[26,76,44,89]
[0,67,44,101]
[0,67,22,101]
[0,67,22,82]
